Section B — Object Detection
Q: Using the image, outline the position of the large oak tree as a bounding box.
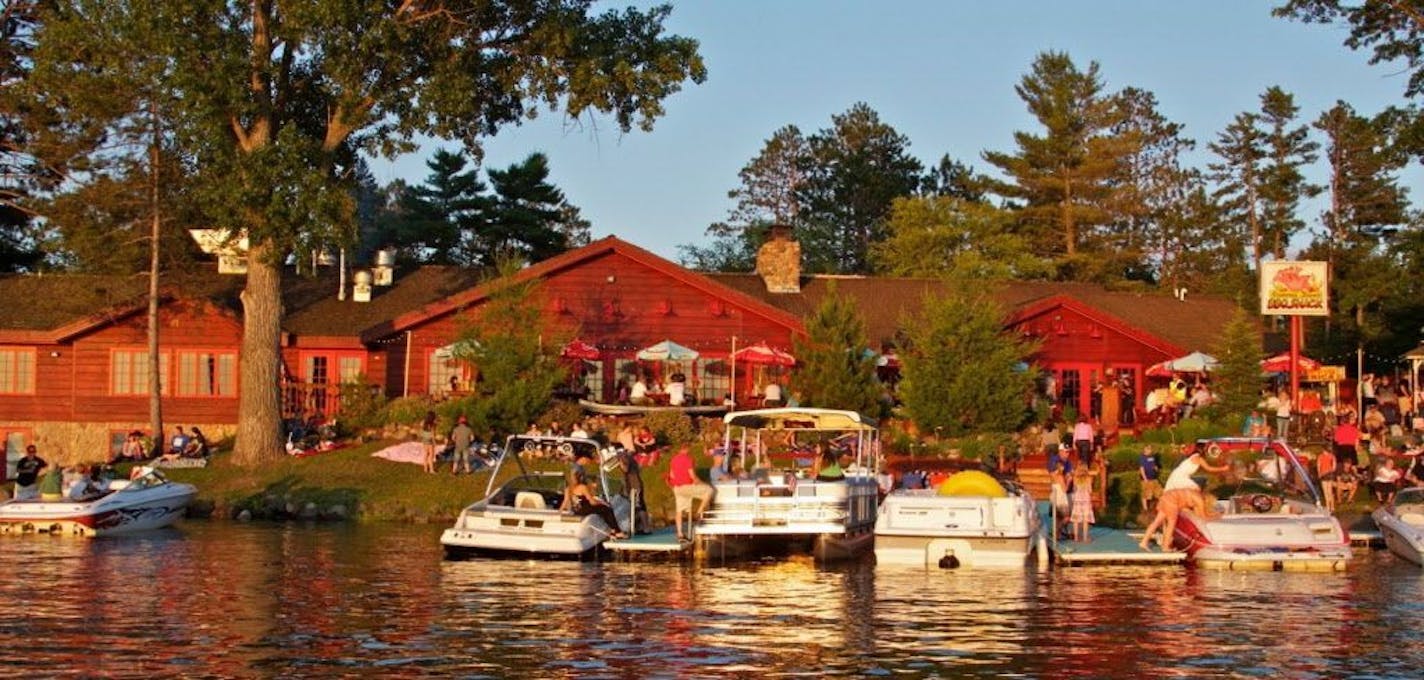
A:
[26,0,704,465]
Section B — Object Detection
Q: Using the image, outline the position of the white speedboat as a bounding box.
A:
[875,469,1043,568]
[1172,438,1351,571]
[1373,486,1424,567]
[0,468,196,537]
[441,435,631,559]
[698,408,881,560]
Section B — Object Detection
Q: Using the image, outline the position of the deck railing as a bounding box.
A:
[281,381,381,420]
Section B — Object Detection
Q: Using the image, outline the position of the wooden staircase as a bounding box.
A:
[1015,454,1105,508]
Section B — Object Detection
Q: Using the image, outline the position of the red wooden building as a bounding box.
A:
[0,234,1243,470]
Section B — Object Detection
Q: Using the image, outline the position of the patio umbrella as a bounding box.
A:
[1146,350,1219,377]
[636,339,699,362]
[732,342,796,367]
[560,338,601,361]
[1260,352,1321,374]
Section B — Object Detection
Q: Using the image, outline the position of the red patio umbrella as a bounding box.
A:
[1260,352,1320,374]
[560,338,601,361]
[732,342,796,367]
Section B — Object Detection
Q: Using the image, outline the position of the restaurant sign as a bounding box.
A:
[1259,260,1329,317]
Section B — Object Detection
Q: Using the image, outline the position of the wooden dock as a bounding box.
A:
[1039,503,1186,566]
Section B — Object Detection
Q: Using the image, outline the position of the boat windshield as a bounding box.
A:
[1395,487,1424,507]
[120,468,170,492]
[1201,438,1323,507]
[483,435,610,499]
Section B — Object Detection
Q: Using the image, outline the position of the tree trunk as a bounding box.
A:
[147,173,163,445]
[147,98,163,445]
[233,239,285,466]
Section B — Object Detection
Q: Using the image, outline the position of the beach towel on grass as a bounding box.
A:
[372,441,427,465]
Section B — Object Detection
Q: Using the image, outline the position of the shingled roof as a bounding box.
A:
[705,273,1244,354]
[0,237,1246,355]
[0,272,244,341]
[281,266,486,338]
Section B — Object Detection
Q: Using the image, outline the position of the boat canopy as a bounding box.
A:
[723,407,877,432]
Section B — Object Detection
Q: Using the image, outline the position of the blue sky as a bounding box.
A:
[367,1,1415,261]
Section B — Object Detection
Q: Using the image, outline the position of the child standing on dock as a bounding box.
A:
[1070,465,1095,543]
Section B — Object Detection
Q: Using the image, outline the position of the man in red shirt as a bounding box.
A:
[666,446,714,541]
[1333,415,1361,475]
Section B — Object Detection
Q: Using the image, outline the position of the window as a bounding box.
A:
[696,358,731,404]
[580,360,604,400]
[111,349,170,395]
[428,347,472,395]
[0,348,35,394]
[338,356,363,384]
[176,351,237,397]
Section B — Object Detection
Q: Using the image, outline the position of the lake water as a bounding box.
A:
[2,522,1422,678]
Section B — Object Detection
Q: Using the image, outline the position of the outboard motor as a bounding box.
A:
[938,549,961,570]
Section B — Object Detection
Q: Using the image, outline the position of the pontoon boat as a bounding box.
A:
[697,408,880,560]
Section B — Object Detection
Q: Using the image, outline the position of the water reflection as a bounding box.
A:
[1,524,1422,677]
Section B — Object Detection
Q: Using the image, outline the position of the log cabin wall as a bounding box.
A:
[1007,304,1179,420]
[397,250,800,403]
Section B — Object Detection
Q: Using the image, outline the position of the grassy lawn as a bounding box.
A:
[162,439,690,524]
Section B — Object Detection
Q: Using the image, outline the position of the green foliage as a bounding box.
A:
[379,150,590,268]
[484,152,590,263]
[336,377,388,433]
[455,261,570,438]
[792,284,883,416]
[898,287,1038,437]
[872,196,1052,279]
[642,411,697,446]
[382,396,437,428]
[800,103,924,274]
[684,104,923,275]
[982,51,1139,262]
[383,149,490,265]
[22,0,705,464]
[1211,307,1266,423]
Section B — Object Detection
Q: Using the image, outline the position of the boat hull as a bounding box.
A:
[1373,506,1424,567]
[697,476,879,560]
[874,488,1041,567]
[440,496,630,560]
[1173,501,1351,571]
[0,484,196,537]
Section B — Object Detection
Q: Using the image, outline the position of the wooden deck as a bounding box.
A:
[606,527,694,556]
[1039,502,1186,566]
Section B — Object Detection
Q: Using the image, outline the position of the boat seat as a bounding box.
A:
[514,491,547,510]
[1399,512,1424,527]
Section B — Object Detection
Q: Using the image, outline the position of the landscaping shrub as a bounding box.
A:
[643,410,696,446]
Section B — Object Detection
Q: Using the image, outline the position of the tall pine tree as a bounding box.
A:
[982,51,1138,267]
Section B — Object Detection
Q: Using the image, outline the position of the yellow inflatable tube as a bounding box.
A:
[936,470,1007,498]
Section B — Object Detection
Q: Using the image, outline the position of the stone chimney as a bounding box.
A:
[755,224,801,293]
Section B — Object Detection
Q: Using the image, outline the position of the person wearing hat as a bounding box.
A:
[450,414,475,475]
[13,444,47,500]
